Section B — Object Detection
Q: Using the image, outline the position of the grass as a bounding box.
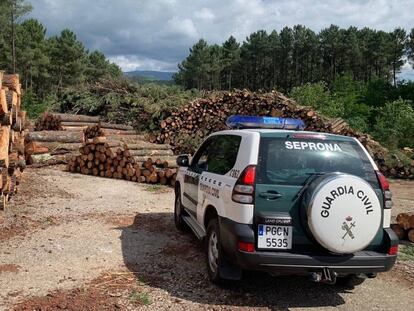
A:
[399,244,414,261]
[144,184,164,192]
[130,289,151,305]
[137,275,147,284]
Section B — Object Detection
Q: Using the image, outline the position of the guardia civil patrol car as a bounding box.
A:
[174,115,397,286]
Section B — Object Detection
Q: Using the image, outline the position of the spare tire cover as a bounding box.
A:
[304,173,381,254]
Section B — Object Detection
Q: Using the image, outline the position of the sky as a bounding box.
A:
[30,0,414,77]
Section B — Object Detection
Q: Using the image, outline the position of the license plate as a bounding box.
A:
[258,224,292,249]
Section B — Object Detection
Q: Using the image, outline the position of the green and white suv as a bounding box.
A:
[174,116,398,286]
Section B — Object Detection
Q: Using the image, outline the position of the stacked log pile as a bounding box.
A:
[84,124,103,139]
[53,113,134,134]
[25,114,136,165]
[67,136,177,185]
[24,116,178,172]
[154,90,414,179]
[35,112,62,131]
[0,72,27,210]
[391,213,414,243]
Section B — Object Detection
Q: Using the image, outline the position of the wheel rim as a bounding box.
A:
[208,231,219,273]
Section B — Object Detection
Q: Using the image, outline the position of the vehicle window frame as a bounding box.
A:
[206,134,242,175]
[189,137,214,174]
[257,137,379,188]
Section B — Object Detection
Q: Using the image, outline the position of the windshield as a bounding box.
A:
[257,137,379,187]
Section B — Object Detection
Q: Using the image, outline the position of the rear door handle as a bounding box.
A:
[259,191,283,200]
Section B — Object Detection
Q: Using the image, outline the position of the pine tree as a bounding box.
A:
[221,36,240,90]
[408,28,414,69]
[16,19,49,92]
[1,0,32,73]
[388,28,406,86]
[48,29,87,90]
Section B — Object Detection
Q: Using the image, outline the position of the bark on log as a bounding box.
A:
[0,126,10,164]
[52,113,100,123]
[391,224,406,240]
[408,229,414,243]
[396,213,412,230]
[25,131,84,143]
[2,74,20,94]
[61,121,133,131]
[128,149,173,157]
[0,89,7,115]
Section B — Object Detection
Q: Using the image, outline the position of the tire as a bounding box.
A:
[206,219,226,284]
[337,274,366,288]
[174,190,188,232]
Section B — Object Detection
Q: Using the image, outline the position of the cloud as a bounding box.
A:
[29,0,414,72]
[399,62,414,81]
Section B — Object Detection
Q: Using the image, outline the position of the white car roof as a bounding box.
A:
[210,129,353,140]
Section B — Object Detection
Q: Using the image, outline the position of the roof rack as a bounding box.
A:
[226,115,305,130]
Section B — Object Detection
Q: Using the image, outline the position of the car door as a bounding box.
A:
[183,138,214,218]
[196,135,242,223]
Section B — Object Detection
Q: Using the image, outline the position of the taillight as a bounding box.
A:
[388,245,398,255]
[238,241,255,252]
[232,165,256,204]
[376,171,393,209]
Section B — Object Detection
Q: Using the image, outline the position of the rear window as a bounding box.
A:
[257,137,379,187]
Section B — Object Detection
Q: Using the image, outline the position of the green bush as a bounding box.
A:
[290,82,346,118]
[22,90,56,118]
[55,78,202,132]
[373,99,414,149]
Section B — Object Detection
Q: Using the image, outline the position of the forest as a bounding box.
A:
[175,26,414,149]
[0,0,122,114]
[174,26,414,91]
[1,0,413,151]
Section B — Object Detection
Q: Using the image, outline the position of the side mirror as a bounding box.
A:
[176,155,190,167]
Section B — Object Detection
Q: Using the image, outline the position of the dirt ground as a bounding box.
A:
[0,167,413,311]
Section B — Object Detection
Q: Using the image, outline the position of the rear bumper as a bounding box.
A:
[219,217,398,275]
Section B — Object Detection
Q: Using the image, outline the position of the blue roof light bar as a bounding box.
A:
[226,115,305,130]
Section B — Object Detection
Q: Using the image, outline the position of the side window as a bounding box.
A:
[190,139,213,173]
[207,135,241,175]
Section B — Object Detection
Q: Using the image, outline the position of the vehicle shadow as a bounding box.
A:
[118,212,348,309]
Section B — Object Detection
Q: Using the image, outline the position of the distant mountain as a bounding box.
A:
[124,70,175,81]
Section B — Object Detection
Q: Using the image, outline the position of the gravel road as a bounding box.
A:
[0,167,413,310]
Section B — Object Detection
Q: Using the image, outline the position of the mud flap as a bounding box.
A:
[218,257,242,280]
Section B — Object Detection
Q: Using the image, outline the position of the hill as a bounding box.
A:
[124,70,175,81]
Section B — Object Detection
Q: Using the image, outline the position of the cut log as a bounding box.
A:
[61,121,133,131]
[390,224,406,240]
[0,126,10,164]
[102,129,138,136]
[409,215,414,229]
[25,131,84,143]
[26,142,82,155]
[0,89,7,115]
[122,142,171,150]
[408,229,414,243]
[128,149,173,157]
[2,74,20,94]
[52,113,100,123]
[132,156,177,168]
[396,213,412,230]
[29,153,72,166]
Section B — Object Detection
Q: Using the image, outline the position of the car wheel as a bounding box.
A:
[337,274,366,288]
[174,190,188,232]
[206,219,226,284]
